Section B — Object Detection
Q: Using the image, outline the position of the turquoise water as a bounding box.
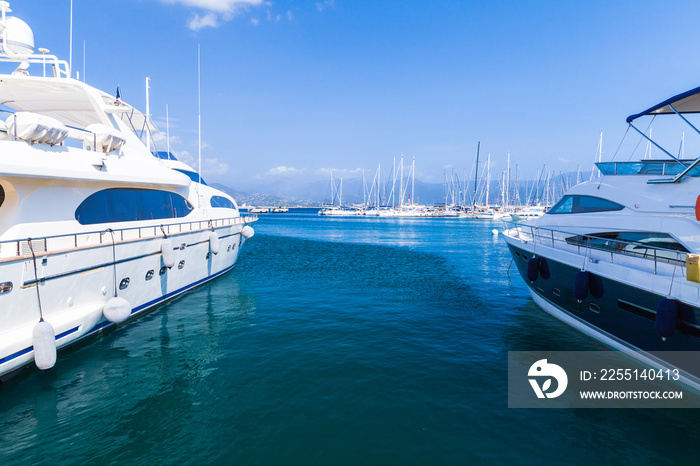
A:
[0,211,698,464]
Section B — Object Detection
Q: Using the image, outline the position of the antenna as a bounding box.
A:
[69,0,73,77]
[145,77,151,153]
[198,44,202,187]
[166,103,170,158]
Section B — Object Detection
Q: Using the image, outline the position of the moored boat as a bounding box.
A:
[0,3,256,381]
[502,85,700,387]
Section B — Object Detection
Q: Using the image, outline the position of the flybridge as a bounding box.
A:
[624,86,700,184]
[0,1,70,78]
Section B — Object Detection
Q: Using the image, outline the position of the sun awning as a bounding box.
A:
[626,85,700,123]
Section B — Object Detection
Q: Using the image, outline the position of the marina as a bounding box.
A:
[1,211,698,463]
[2,0,700,464]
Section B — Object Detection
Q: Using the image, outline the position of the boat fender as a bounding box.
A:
[538,257,551,280]
[589,273,604,299]
[241,225,255,240]
[492,229,499,236]
[656,298,678,340]
[527,257,539,282]
[209,230,220,255]
[574,271,589,302]
[696,195,700,221]
[161,238,175,269]
[103,296,131,324]
[32,320,57,370]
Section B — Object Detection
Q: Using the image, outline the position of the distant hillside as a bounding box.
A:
[211,170,584,207]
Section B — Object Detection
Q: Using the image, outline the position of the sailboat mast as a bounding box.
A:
[473,142,480,209]
[411,156,415,205]
[486,154,490,207]
[400,154,404,206]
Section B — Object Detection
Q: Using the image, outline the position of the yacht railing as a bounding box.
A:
[0,215,258,260]
[503,220,687,275]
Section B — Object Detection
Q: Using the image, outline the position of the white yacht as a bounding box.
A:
[502,85,700,385]
[0,3,256,381]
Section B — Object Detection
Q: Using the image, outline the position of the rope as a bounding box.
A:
[27,238,45,321]
[107,229,118,297]
[668,261,678,298]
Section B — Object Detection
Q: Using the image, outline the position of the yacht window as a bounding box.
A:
[75,189,193,225]
[565,231,688,262]
[548,195,624,214]
[173,169,207,186]
[210,196,236,209]
[155,151,178,161]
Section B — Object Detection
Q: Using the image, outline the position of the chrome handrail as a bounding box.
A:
[503,220,687,271]
[0,215,257,258]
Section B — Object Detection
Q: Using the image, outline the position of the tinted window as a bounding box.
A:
[173,169,207,186]
[76,189,193,225]
[549,195,624,214]
[565,231,688,262]
[155,151,178,161]
[210,196,236,209]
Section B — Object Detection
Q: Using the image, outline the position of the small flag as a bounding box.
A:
[115,85,122,105]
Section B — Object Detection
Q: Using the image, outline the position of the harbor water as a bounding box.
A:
[0,210,698,464]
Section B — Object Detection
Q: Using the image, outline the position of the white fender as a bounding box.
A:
[241,225,255,240]
[161,237,175,268]
[103,297,131,324]
[209,230,220,254]
[33,320,57,370]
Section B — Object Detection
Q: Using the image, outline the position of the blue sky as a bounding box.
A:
[11,0,700,191]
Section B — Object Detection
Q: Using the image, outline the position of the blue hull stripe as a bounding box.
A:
[1,264,236,367]
[0,326,79,366]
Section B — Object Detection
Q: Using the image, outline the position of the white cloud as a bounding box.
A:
[267,166,307,176]
[162,0,263,13]
[160,0,265,30]
[251,17,259,25]
[203,157,230,175]
[188,12,220,30]
[315,0,335,12]
[173,150,196,167]
[316,167,364,178]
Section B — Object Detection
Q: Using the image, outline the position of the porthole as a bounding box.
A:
[522,254,529,261]
[178,260,185,269]
[159,266,167,276]
[145,270,154,280]
[552,288,561,297]
[589,303,601,314]
[227,245,231,252]
[206,252,211,259]
[119,278,130,290]
[0,281,13,294]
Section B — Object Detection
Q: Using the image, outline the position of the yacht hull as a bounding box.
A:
[505,241,700,385]
[0,222,249,382]
[506,242,700,351]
